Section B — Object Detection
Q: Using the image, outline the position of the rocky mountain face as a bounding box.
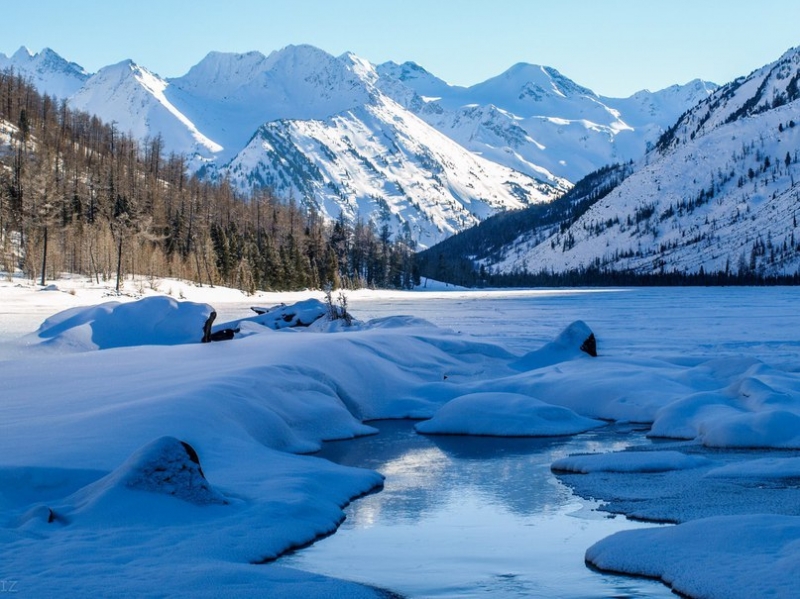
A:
[1,45,713,248]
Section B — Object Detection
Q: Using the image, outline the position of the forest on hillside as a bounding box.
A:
[0,69,418,292]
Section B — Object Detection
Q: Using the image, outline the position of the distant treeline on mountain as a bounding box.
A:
[0,69,418,291]
[418,159,800,287]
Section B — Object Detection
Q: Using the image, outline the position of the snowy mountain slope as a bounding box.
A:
[68,60,223,162]
[484,46,800,278]
[166,46,378,163]
[220,93,568,248]
[0,46,89,99]
[377,61,716,182]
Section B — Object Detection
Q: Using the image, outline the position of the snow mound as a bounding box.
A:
[414,392,605,437]
[71,437,227,507]
[35,296,214,351]
[117,437,227,504]
[586,514,800,599]
[511,320,597,370]
[551,450,712,474]
[650,370,800,448]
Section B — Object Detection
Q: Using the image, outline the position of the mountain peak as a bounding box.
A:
[493,63,595,99]
[0,46,89,99]
[381,60,433,82]
[180,50,268,81]
[263,43,342,75]
[11,46,34,61]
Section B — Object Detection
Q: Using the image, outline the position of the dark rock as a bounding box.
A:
[208,328,237,342]
[117,437,227,505]
[580,333,598,357]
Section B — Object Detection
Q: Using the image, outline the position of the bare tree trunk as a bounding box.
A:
[89,239,99,285]
[115,233,123,293]
[40,226,47,286]
[194,247,203,287]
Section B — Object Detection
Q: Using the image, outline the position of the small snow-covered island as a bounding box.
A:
[1,279,800,598]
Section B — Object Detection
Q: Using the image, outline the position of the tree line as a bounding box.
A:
[0,69,418,292]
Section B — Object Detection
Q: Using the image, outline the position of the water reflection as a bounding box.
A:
[281,420,676,598]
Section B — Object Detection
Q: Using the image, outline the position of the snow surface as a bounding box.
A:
[1,276,800,597]
[586,515,800,599]
[551,450,712,474]
[32,295,214,351]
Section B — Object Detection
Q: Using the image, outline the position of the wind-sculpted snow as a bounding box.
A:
[649,361,800,448]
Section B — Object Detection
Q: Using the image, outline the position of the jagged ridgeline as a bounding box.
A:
[0,70,418,291]
[421,46,800,286]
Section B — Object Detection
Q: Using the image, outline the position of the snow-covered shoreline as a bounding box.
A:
[1,276,800,597]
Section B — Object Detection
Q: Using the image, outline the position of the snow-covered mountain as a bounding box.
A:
[222,92,564,248]
[0,46,88,99]
[8,44,574,247]
[473,46,800,278]
[69,60,222,160]
[377,60,716,182]
[2,44,713,248]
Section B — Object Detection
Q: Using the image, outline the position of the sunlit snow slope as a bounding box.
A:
[486,46,800,277]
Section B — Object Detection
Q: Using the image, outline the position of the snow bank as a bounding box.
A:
[34,295,214,351]
[511,319,596,370]
[415,392,605,436]
[586,515,800,599]
[705,456,800,479]
[649,362,800,448]
[551,450,712,473]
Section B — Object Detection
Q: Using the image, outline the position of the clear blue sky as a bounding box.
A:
[6,0,800,97]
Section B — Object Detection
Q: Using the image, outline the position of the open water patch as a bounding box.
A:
[280,420,677,598]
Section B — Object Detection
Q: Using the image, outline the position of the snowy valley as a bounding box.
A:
[3,34,800,599]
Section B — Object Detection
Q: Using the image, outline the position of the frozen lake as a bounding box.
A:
[344,286,800,365]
